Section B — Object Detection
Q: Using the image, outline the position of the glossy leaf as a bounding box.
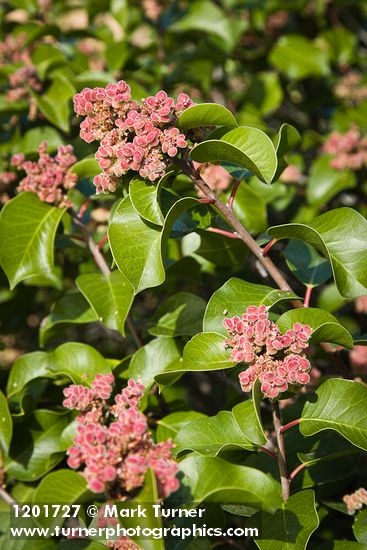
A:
[155,332,235,390]
[204,278,299,334]
[179,455,281,511]
[273,123,302,158]
[268,207,367,298]
[129,337,182,391]
[248,490,319,550]
[33,470,91,529]
[156,411,207,442]
[175,399,266,455]
[50,342,112,384]
[148,291,206,337]
[0,391,12,454]
[7,352,53,398]
[108,195,198,293]
[76,270,134,335]
[190,126,278,184]
[354,508,367,545]
[39,291,98,347]
[119,469,164,550]
[30,76,75,133]
[178,103,237,130]
[0,193,65,289]
[276,307,353,349]
[5,410,69,481]
[69,158,100,179]
[230,182,267,234]
[300,379,367,451]
[129,176,165,226]
[284,240,332,287]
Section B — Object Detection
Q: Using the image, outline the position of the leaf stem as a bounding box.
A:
[98,234,109,251]
[259,446,277,460]
[289,462,306,482]
[271,401,290,501]
[181,161,303,305]
[280,418,301,434]
[206,227,240,239]
[262,238,277,256]
[304,285,313,307]
[71,212,143,348]
[228,179,241,209]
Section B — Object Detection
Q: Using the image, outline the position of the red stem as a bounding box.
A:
[199,198,215,204]
[206,227,239,239]
[228,179,241,209]
[259,446,277,460]
[78,199,91,219]
[98,234,109,251]
[262,238,277,256]
[280,418,301,434]
[289,462,306,482]
[304,285,313,307]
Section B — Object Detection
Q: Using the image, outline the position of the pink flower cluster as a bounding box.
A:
[194,162,232,196]
[0,33,41,107]
[63,375,179,499]
[322,126,367,171]
[11,142,77,207]
[343,488,367,514]
[223,305,312,399]
[335,72,367,106]
[73,80,193,193]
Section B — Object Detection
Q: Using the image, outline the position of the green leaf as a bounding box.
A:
[270,35,330,79]
[49,342,112,385]
[7,343,111,398]
[40,291,98,347]
[175,399,266,455]
[148,291,206,337]
[170,0,242,51]
[155,332,234,390]
[190,126,277,184]
[204,278,299,334]
[19,127,63,155]
[119,470,164,550]
[284,241,332,287]
[129,337,182,391]
[0,391,12,454]
[30,76,75,133]
[276,308,353,349]
[178,103,237,131]
[69,158,100,179]
[320,27,357,66]
[273,124,302,158]
[76,270,134,335]
[108,195,198,293]
[5,410,69,481]
[179,455,281,511]
[306,157,356,208]
[7,352,53,398]
[354,508,367,545]
[0,193,65,290]
[300,379,367,451]
[230,182,267,234]
[129,173,168,226]
[156,411,206,442]
[268,207,367,298]
[33,470,91,529]
[248,490,319,550]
